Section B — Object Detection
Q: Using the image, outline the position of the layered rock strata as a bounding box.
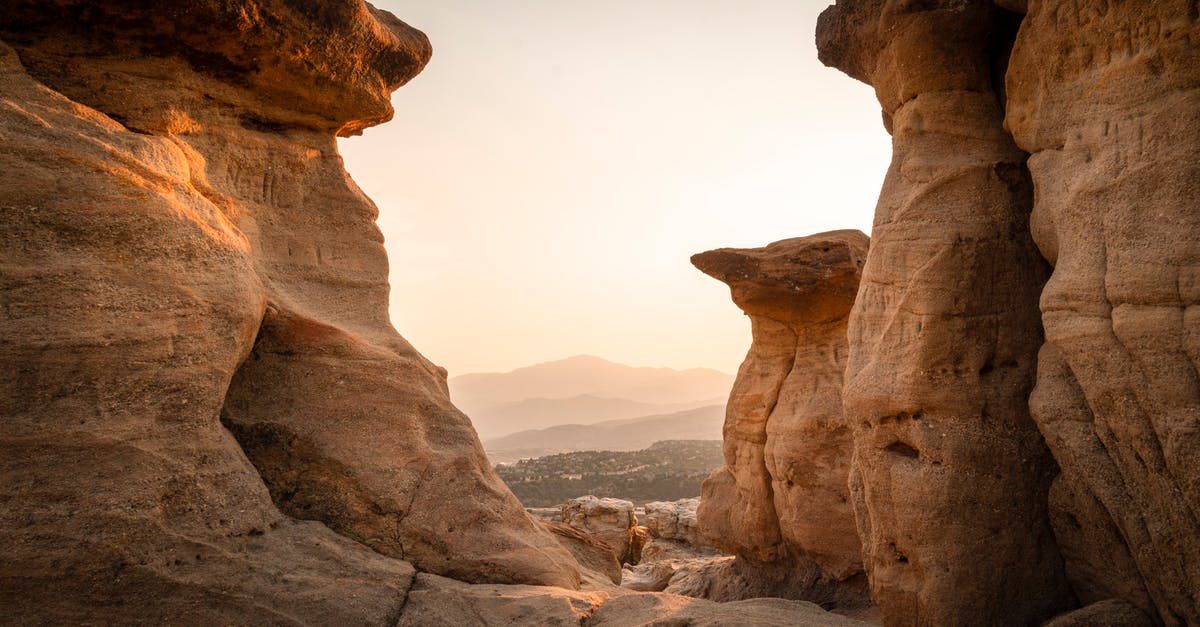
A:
[1006,2,1200,624]
[692,230,868,584]
[817,1,1072,624]
[0,5,580,623]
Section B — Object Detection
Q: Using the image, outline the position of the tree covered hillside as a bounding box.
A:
[495,440,722,507]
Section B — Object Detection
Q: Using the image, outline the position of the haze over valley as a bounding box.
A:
[449,354,732,444]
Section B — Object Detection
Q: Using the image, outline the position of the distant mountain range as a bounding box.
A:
[483,404,726,464]
[449,355,733,440]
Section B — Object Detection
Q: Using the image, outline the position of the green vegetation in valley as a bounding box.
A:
[494,440,722,507]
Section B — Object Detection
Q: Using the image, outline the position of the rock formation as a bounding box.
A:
[1005,2,1200,624]
[643,498,709,550]
[691,230,869,588]
[397,573,872,627]
[542,521,623,586]
[817,1,1074,624]
[562,496,640,565]
[639,498,720,563]
[588,593,871,627]
[0,2,581,621]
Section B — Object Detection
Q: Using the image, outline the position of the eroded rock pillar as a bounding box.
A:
[692,230,869,598]
[817,1,1071,624]
[1007,2,1200,624]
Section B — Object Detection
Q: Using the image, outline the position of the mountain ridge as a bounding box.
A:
[449,355,734,440]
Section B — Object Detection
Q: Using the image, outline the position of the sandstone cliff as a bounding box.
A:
[817,2,1073,625]
[817,1,1200,625]
[691,230,870,604]
[0,2,581,621]
[1007,2,1200,624]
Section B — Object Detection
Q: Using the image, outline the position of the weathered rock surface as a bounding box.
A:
[691,230,868,585]
[562,496,639,565]
[643,498,716,552]
[396,573,610,627]
[395,573,872,627]
[1005,3,1200,625]
[621,560,683,593]
[0,4,580,623]
[0,31,417,625]
[542,521,623,586]
[1043,600,1155,627]
[817,1,1072,624]
[639,537,714,564]
[587,592,871,627]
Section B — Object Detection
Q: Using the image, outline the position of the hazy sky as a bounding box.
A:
[339,1,890,376]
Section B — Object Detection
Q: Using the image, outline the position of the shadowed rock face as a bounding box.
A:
[1007,2,1200,624]
[817,1,1072,625]
[0,2,580,619]
[692,230,869,587]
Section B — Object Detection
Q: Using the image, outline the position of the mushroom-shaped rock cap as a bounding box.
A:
[691,229,868,326]
[815,0,1008,116]
[4,0,432,136]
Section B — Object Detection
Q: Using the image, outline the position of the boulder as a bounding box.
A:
[620,561,682,593]
[691,230,868,583]
[643,498,715,552]
[542,521,623,586]
[1006,3,1200,624]
[817,1,1072,624]
[562,496,639,564]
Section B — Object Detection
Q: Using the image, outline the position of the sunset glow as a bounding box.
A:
[340,0,890,375]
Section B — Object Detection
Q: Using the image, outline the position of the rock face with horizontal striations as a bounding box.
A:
[0,1,580,620]
[691,230,869,598]
[817,1,1073,625]
[1005,2,1200,624]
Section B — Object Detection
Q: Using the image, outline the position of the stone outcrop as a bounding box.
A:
[396,573,609,627]
[395,573,872,627]
[1005,2,1200,624]
[817,1,1073,624]
[643,498,710,550]
[639,498,718,563]
[588,592,871,627]
[562,496,640,565]
[0,3,580,621]
[1043,600,1155,627]
[691,230,869,586]
[542,521,623,586]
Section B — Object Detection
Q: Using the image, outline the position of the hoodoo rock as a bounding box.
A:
[1006,2,1200,624]
[817,1,1072,625]
[0,1,581,620]
[691,230,870,597]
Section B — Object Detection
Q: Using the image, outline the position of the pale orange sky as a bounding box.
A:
[339,1,890,377]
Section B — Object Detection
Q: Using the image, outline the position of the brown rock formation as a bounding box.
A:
[643,498,715,552]
[0,4,579,622]
[542,521,623,586]
[562,496,639,565]
[396,573,874,627]
[1043,600,1155,627]
[817,1,1072,624]
[587,592,871,627]
[692,230,868,585]
[396,573,610,627]
[1005,2,1200,624]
